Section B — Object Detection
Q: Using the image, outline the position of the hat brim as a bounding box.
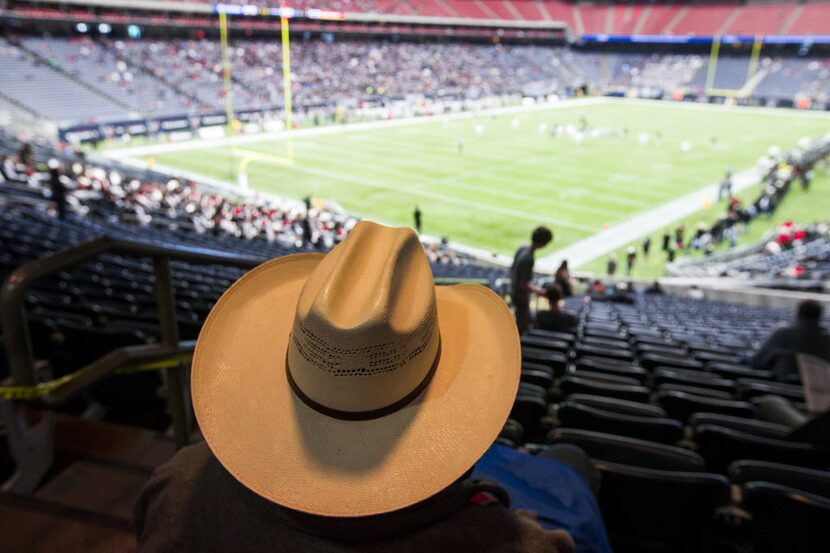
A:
[192,253,521,517]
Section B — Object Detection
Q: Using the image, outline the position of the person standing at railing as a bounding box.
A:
[510,226,553,333]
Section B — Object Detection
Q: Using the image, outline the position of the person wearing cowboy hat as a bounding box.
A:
[135,221,576,553]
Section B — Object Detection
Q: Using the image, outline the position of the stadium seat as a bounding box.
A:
[520,335,570,353]
[560,376,651,403]
[520,364,554,389]
[689,413,790,439]
[729,460,830,498]
[653,367,736,394]
[594,464,730,553]
[694,350,742,365]
[580,336,630,350]
[657,391,754,423]
[526,329,575,344]
[635,343,687,358]
[694,424,830,473]
[735,379,805,403]
[547,429,704,471]
[555,401,684,445]
[741,482,830,553]
[707,362,775,381]
[574,358,648,383]
[573,344,634,363]
[569,370,642,387]
[508,394,547,442]
[640,353,703,371]
[566,394,667,418]
[521,347,568,376]
[656,383,734,400]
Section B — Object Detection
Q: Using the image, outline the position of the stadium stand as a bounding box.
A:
[2,2,830,552]
[3,35,830,131]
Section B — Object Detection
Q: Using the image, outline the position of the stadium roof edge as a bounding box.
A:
[21,0,567,29]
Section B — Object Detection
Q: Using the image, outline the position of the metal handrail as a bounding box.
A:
[1,236,262,449]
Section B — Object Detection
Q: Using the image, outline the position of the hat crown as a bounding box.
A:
[287,222,439,415]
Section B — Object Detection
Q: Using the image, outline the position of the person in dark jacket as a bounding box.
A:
[510,226,553,333]
[135,223,580,553]
[751,300,830,382]
[535,286,577,333]
[48,162,67,220]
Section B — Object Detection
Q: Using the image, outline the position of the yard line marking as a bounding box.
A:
[236,150,598,233]
[267,141,624,219]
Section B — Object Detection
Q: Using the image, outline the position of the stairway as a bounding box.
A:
[0,414,186,553]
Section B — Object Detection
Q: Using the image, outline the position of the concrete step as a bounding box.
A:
[0,493,135,553]
[54,413,179,471]
[34,460,148,521]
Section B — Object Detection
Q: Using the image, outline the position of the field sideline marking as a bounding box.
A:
[611,97,830,121]
[101,97,610,160]
[536,165,762,272]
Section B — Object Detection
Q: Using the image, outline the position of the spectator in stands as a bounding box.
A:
[625,247,637,276]
[18,142,33,167]
[751,299,830,382]
[661,231,670,252]
[645,280,664,295]
[510,226,553,333]
[48,161,67,220]
[589,279,606,296]
[554,260,572,297]
[536,285,577,332]
[606,253,617,276]
[135,222,579,553]
[1,155,25,183]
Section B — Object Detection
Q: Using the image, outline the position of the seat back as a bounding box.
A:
[548,428,704,471]
[657,390,754,423]
[729,460,830,498]
[509,394,548,442]
[641,352,703,371]
[521,347,568,376]
[742,482,830,553]
[567,394,666,418]
[597,463,730,553]
[520,335,570,353]
[656,383,734,400]
[653,367,735,393]
[561,376,651,403]
[695,424,830,473]
[689,413,790,439]
[556,401,683,445]
[575,357,647,382]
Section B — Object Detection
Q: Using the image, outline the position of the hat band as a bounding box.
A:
[286,340,441,421]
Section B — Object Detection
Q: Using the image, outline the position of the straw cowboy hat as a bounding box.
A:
[192,221,520,517]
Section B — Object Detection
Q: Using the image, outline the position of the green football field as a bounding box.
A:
[141,99,830,266]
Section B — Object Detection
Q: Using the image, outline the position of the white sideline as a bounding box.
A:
[101,97,610,159]
[535,166,762,272]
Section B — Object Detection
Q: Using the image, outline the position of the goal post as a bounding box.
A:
[217,7,296,192]
[704,35,764,99]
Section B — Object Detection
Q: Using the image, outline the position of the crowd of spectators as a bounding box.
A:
[1,138,358,250]
[1,133,481,268]
[6,34,830,129]
[667,135,830,262]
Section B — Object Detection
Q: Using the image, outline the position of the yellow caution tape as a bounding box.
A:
[0,354,192,401]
